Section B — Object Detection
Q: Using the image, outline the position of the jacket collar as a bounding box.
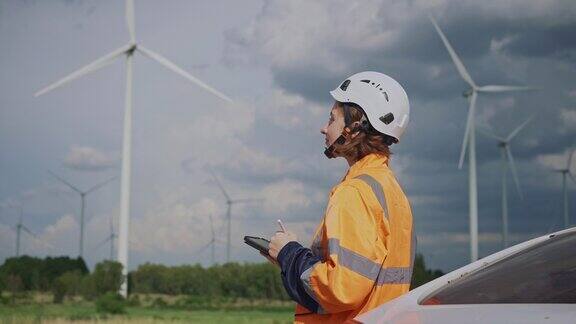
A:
[344,153,389,181]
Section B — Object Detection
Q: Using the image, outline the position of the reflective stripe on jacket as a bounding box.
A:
[276,153,415,323]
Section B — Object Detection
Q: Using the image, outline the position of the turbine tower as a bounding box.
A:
[9,204,35,257]
[430,16,535,262]
[209,169,262,263]
[209,214,216,265]
[479,117,532,248]
[48,171,116,258]
[35,0,233,296]
[553,149,575,228]
[190,214,221,265]
[94,214,117,261]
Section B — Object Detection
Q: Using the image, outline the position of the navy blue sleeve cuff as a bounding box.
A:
[277,241,303,269]
[275,241,322,313]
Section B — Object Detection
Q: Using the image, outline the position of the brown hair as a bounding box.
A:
[334,102,395,161]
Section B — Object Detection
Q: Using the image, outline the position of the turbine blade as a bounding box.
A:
[208,168,231,201]
[507,115,534,142]
[232,198,264,204]
[459,92,476,169]
[137,46,233,103]
[85,176,118,194]
[35,44,130,97]
[126,0,136,43]
[568,148,575,170]
[569,173,576,184]
[505,147,523,199]
[191,241,212,256]
[476,85,537,93]
[208,214,215,237]
[477,126,504,142]
[429,16,476,88]
[22,225,36,237]
[94,236,112,250]
[47,170,82,194]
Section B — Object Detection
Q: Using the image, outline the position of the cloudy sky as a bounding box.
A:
[1,0,575,273]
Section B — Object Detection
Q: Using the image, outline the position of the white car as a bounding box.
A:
[355,227,576,324]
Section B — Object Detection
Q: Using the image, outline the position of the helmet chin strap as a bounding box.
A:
[324,111,369,158]
[324,124,359,159]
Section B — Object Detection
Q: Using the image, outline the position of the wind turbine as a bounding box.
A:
[209,169,262,263]
[479,117,532,248]
[553,148,575,228]
[7,204,36,257]
[94,214,117,261]
[190,214,221,265]
[1,201,54,256]
[430,16,535,262]
[35,0,233,297]
[48,171,116,258]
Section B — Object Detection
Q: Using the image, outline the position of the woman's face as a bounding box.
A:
[320,102,345,148]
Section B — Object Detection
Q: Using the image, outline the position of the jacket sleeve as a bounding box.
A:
[277,184,382,314]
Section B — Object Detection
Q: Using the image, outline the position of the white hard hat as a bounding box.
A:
[330,71,410,142]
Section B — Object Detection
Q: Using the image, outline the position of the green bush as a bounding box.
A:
[151,296,168,308]
[53,270,84,303]
[410,254,444,289]
[52,278,66,303]
[96,292,126,314]
[0,256,87,292]
[93,261,123,296]
[127,294,141,307]
[80,274,97,300]
[0,294,10,305]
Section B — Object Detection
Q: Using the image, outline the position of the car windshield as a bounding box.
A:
[421,231,576,304]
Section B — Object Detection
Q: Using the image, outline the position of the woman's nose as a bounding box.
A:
[320,123,327,135]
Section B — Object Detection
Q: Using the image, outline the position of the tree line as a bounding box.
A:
[0,253,442,303]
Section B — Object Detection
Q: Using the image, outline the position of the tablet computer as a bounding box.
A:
[244,236,270,256]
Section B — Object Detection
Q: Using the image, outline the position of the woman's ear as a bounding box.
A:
[349,121,362,139]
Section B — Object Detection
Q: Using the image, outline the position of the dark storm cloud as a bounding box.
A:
[223,0,576,269]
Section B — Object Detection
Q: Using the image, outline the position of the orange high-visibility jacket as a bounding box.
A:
[276,153,415,323]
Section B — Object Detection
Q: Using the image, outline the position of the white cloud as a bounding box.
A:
[490,35,517,54]
[535,149,574,170]
[257,89,325,130]
[131,192,221,254]
[260,179,312,214]
[559,107,576,132]
[63,145,116,171]
[478,97,516,125]
[224,0,422,74]
[216,146,307,178]
[40,214,77,248]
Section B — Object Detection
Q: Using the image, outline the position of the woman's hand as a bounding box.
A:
[268,230,298,260]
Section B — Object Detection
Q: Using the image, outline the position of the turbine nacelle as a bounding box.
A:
[462,89,473,98]
[126,44,137,56]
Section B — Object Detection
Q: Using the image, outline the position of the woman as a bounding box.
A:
[267,71,415,323]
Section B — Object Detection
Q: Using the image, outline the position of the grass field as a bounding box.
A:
[0,293,295,323]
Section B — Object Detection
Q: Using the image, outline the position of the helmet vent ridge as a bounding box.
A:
[360,80,389,101]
